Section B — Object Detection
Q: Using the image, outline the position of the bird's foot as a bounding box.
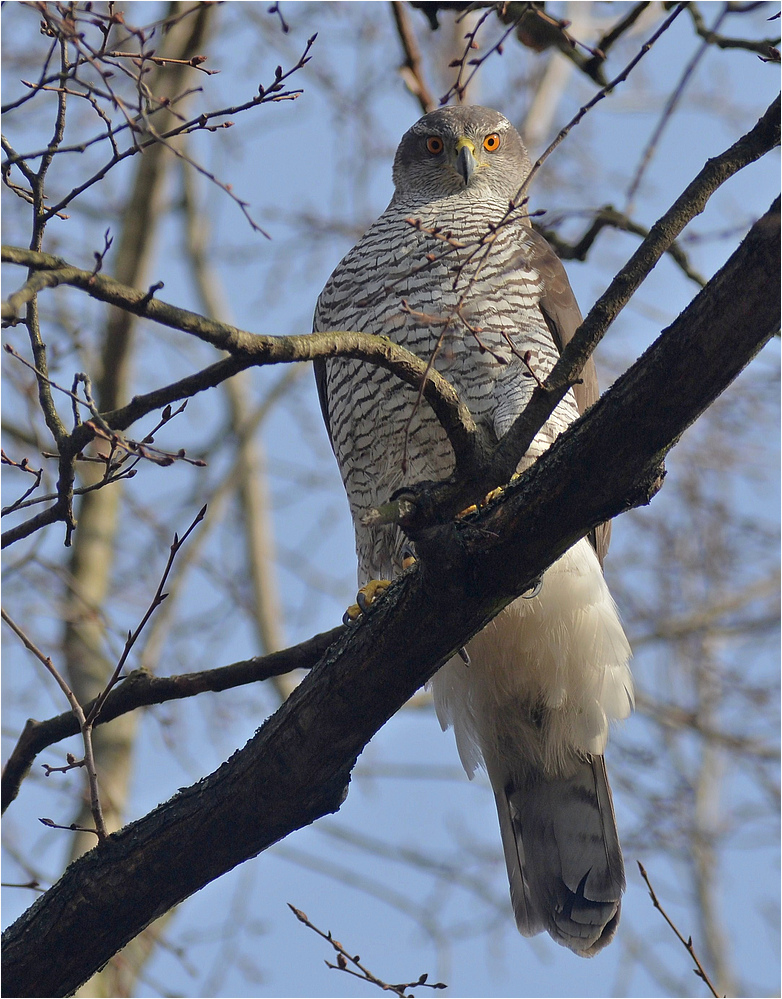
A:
[401,544,417,570]
[343,578,393,625]
[456,473,522,519]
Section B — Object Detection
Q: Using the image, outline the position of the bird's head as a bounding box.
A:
[392,105,532,205]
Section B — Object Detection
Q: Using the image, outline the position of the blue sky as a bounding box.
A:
[2,4,779,997]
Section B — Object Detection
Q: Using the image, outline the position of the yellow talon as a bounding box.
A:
[343,578,393,624]
[457,483,508,519]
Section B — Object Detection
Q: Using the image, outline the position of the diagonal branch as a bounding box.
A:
[490,93,780,490]
[2,199,778,999]
[1,626,345,813]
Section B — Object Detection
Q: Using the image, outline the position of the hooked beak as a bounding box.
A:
[455,136,477,185]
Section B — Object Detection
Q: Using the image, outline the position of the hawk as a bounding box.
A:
[313,105,633,956]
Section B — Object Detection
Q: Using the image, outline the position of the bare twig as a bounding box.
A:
[685,1,780,59]
[289,905,447,998]
[1,450,44,515]
[84,505,207,727]
[637,862,722,998]
[39,818,101,839]
[2,626,345,813]
[102,50,216,74]
[1,609,107,840]
[584,1,653,76]
[440,5,517,105]
[537,207,707,286]
[267,2,290,34]
[3,30,318,230]
[2,346,204,470]
[625,6,728,211]
[515,3,689,207]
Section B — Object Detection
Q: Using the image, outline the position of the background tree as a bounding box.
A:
[2,3,779,997]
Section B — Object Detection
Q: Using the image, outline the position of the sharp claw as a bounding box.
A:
[458,646,471,665]
[402,544,417,570]
[345,579,392,623]
[522,576,543,599]
[343,605,361,626]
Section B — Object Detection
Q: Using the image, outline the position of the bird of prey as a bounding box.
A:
[313,105,633,956]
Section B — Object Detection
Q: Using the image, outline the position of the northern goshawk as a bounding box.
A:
[313,105,633,956]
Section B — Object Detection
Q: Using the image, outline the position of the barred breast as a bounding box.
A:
[314,193,579,582]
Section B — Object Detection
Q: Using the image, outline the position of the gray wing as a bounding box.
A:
[525,228,610,565]
[313,357,333,452]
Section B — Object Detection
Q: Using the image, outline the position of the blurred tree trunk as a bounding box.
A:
[63,6,215,996]
[179,164,289,691]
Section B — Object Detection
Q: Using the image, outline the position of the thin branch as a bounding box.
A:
[625,6,728,211]
[0,451,44,515]
[1,464,135,516]
[289,905,446,998]
[537,207,707,287]
[39,35,318,224]
[84,506,207,727]
[685,1,780,59]
[581,1,653,79]
[1,609,107,839]
[514,3,689,206]
[391,1,438,114]
[102,50,216,74]
[637,862,721,998]
[440,5,521,105]
[1,626,345,813]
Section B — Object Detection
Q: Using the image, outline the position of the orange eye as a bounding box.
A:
[425,136,444,155]
[483,133,501,152]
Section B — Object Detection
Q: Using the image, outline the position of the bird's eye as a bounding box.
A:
[425,136,444,155]
[483,133,501,152]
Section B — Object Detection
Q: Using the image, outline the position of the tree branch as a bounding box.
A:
[1,246,490,484]
[1,626,345,814]
[2,199,778,999]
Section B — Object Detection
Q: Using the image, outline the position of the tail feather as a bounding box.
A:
[493,754,624,957]
[430,540,632,955]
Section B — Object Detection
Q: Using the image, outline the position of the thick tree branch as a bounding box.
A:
[2,200,778,999]
[1,626,345,814]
